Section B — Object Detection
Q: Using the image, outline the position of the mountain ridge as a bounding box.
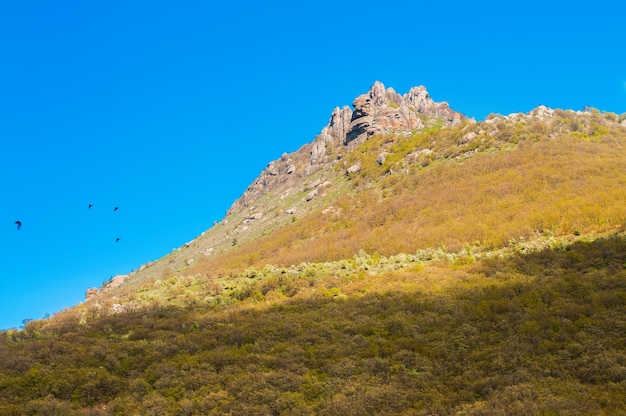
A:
[228,81,467,214]
[80,81,626,306]
[85,80,471,299]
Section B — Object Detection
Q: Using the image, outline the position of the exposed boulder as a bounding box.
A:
[461,132,477,144]
[266,162,279,176]
[530,105,554,120]
[85,288,98,301]
[85,274,129,301]
[346,164,361,176]
[306,189,318,201]
[244,212,263,223]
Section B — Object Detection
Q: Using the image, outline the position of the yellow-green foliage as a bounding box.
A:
[2,236,626,414]
[193,116,626,275]
[3,111,625,415]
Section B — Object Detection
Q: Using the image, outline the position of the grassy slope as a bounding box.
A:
[2,108,626,414]
[189,110,626,275]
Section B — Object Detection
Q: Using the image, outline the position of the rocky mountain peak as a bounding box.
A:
[228,81,466,213]
[345,81,463,145]
[311,81,464,170]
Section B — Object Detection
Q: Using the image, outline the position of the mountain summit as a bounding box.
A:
[231,81,466,212]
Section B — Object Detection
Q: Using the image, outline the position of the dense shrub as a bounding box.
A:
[2,236,626,414]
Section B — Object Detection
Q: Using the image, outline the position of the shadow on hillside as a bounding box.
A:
[3,235,626,415]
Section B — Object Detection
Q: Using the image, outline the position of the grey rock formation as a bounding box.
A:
[344,81,462,146]
[346,164,361,175]
[306,189,318,201]
[229,81,466,214]
[306,105,353,174]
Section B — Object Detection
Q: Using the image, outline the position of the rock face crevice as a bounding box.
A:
[229,81,466,213]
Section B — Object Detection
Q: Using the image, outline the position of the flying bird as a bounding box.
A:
[114,207,119,211]
[115,237,121,243]
[15,221,21,230]
[88,204,93,209]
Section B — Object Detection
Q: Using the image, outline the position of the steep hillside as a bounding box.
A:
[81,81,469,301]
[3,82,626,415]
[198,107,626,273]
[65,95,626,324]
[82,82,626,308]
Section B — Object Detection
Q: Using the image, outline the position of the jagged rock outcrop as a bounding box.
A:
[308,105,353,172]
[344,81,462,145]
[229,81,466,213]
[307,81,464,173]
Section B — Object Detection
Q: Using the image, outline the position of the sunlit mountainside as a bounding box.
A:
[2,83,626,414]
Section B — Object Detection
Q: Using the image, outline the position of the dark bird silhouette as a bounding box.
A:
[115,237,121,243]
[15,221,21,230]
[114,207,119,211]
[88,204,93,209]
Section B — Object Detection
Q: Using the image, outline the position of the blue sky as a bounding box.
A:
[1,0,624,329]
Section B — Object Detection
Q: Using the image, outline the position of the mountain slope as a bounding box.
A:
[3,82,626,415]
[81,81,470,298]
[83,82,626,307]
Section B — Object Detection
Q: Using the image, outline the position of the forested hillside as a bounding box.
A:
[2,235,626,414]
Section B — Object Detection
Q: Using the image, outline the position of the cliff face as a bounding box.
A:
[229,81,466,213]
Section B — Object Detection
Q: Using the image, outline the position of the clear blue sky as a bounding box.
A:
[1,0,624,329]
